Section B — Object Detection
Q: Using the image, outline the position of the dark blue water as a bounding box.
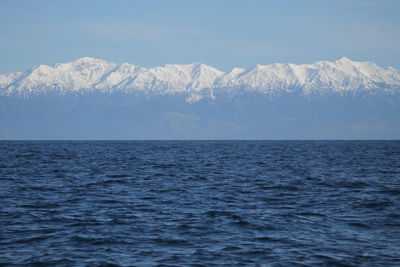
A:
[1,141,400,266]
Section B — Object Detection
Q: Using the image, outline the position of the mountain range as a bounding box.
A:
[1,57,400,101]
[0,57,399,139]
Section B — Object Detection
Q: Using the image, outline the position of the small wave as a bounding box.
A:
[293,212,326,217]
[263,185,300,191]
[253,236,283,243]
[151,238,191,246]
[362,201,393,209]
[106,174,129,178]
[89,261,121,267]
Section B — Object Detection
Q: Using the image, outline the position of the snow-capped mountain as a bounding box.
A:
[1,57,400,139]
[1,57,399,101]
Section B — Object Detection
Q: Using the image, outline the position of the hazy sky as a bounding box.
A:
[0,0,399,73]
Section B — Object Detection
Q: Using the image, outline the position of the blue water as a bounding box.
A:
[1,141,400,266]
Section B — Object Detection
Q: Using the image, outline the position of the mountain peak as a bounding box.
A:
[73,56,104,63]
[336,56,353,64]
[67,57,114,69]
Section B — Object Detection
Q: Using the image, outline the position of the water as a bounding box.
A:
[0,141,399,266]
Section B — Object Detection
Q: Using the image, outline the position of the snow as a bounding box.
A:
[1,57,399,100]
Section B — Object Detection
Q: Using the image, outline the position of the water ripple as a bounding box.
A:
[0,140,399,266]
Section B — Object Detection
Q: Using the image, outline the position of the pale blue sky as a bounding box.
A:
[0,0,399,73]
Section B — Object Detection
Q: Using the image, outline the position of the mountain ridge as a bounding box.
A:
[1,57,400,102]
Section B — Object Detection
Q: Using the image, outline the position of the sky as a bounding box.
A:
[0,0,399,73]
